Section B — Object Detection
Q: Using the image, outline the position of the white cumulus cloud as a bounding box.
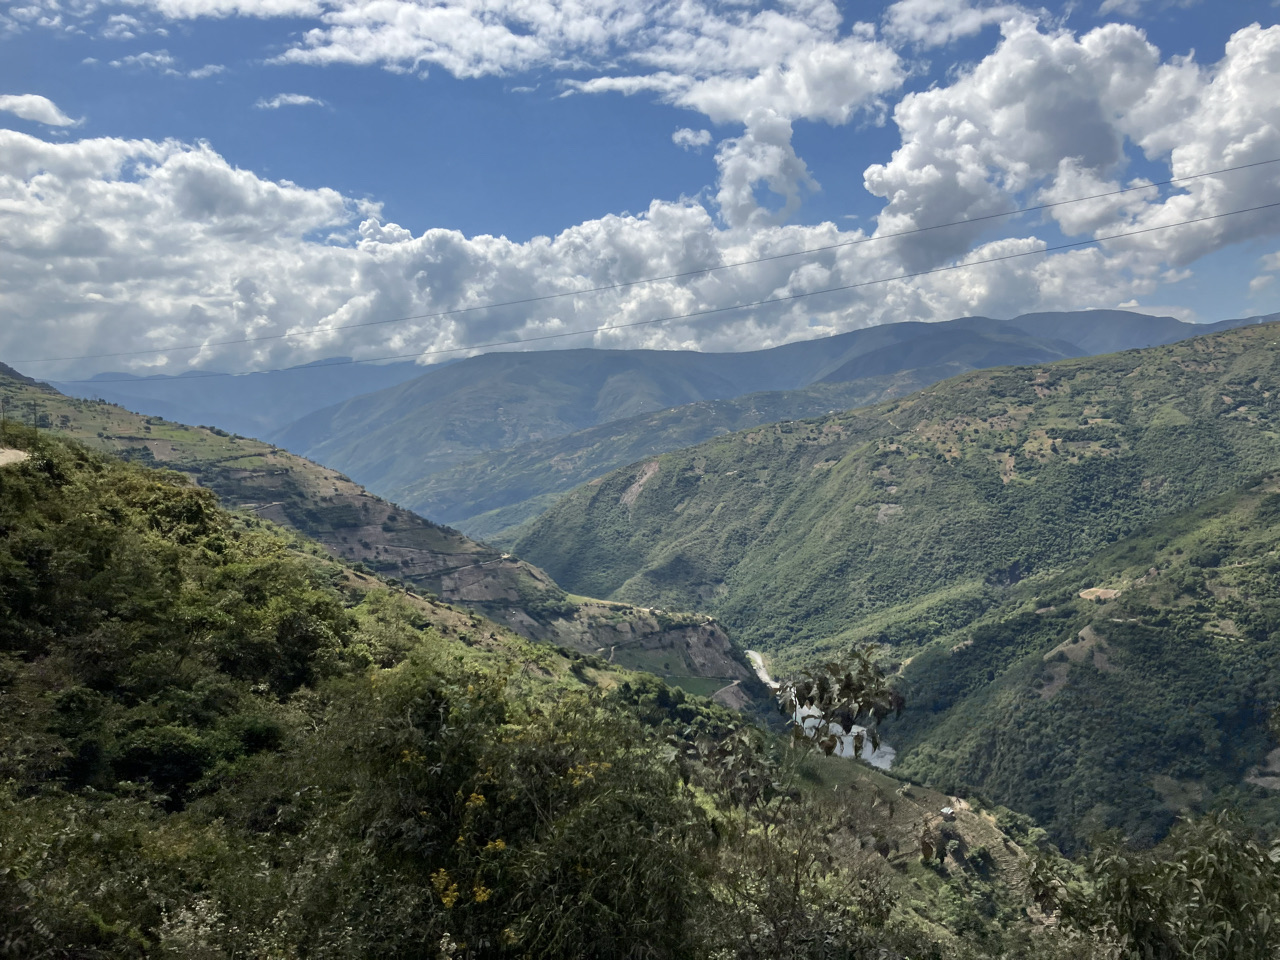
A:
[101,13,144,39]
[255,93,326,109]
[27,0,906,130]
[0,94,77,126]
[109,49,180,73]
[883,0,1028,47]
[864,18,1280,279]
[714,109,817,230]
[2,14,1279,381]
[672,127,711,151]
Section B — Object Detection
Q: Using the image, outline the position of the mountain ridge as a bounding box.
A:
[267,310,1270,518]
[512,320,1280,654]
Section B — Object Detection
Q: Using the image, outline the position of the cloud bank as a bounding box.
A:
[0,7,1278,379]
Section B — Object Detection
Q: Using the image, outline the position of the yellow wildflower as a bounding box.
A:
[431,868,460,909]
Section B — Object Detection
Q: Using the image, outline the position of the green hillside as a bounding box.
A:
[884,478,1280,850]
[0,426,1075,959]
[400,372,946,540]
[5,400,1279,959]
[514,322,1280,652]
[0,365,755,697]
[510,322,1280,848]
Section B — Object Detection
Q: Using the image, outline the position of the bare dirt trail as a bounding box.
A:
[0,448,29,467]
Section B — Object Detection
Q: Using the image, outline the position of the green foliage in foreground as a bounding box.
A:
[3,429,1278,960]
[1032,812,1280,960]
[0,431,947,958]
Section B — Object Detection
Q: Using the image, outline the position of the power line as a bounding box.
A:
[17,155,1280,367]
[55,198,1280,385]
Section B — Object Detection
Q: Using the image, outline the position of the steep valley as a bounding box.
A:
[0,417,1091,959]
[510,322,1280,845]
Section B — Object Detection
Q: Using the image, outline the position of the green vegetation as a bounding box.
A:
[401,375,948,543]
[410,310,1270,543]
[0,366,757,695]
[514,324,1280,651]
[0,364,498,601]
[3,426,1279,958]
[0,428,996,957]
[510,323,1280,847]
[884,476,1280,850]
[1032,811,1280,959]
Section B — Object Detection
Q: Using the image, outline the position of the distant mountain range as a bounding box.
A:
[52,357,429,440]
[47,310,1273,541]
[277,309,1273,537]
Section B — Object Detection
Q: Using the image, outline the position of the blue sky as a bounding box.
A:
[3,0,1280,379]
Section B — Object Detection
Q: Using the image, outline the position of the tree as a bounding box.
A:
[1031,811,1280,960]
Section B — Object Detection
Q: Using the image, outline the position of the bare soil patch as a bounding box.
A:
[1246,748,1280,791]
[1044,625,1116,673]
[620,460,660,506]
[1079,587,1121,601]
[0,447,29,467]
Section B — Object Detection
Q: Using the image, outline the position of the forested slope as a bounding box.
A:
[0,365,754,697]
[0,426,1055,959]
[402,372,946,540]
[510,322,1280,849]
[885,478,1280,849]
[514,323,1280,652]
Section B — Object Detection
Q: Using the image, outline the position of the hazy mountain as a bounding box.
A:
[51,357,429,440]
[44,311,1265,505]
[1002,309,1267,355]
[375,311,1267,539]
[269,312,1140,500]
